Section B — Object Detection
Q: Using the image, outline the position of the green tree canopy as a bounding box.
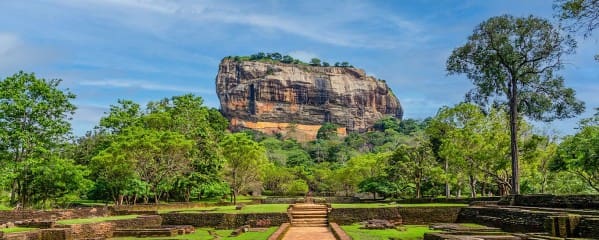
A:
[447,15,585,194]
[220,132,268,204]
[0,71,77,207]
[555,0,599,60]
[552,113,599,192]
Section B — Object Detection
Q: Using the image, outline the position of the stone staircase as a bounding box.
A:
[288,204,329,227]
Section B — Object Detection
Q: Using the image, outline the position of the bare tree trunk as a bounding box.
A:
[445,159,450,198]
[185,187,191,202]
[509,79,520,195]
[10,180,18,205]
[469,175,477,198]
[416,180,421,199]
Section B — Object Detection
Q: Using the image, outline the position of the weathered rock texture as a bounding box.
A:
[216,59,403,140]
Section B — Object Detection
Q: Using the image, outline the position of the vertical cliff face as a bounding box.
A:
[216,58,403,140]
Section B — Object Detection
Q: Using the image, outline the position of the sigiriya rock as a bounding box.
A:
[216,57,403,140]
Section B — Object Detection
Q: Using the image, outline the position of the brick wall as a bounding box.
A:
[111,215,162,229]
[499,194,599,209]
[328,207,462,225]
[261,197,359,204]
[398,207,463,224]
[457,206,554,232]
[2,230,41,240]
[328,207,402,225]
[161,213,289,229]
[396,197,500,204]
[0,208,110,223]
[62,222,115,239]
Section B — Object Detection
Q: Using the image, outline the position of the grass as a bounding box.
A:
[341,224,439,240]
[57,215,139,225]
[111,227,277,240]
[0,204,11,210]
[168,204,289,214]
[162,203,467,214]
[332,203,467,208]
[0,227,37,233]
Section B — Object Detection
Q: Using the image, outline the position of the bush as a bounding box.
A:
[285,179,309,196]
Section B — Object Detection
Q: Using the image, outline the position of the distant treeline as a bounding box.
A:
[225,52,353,67]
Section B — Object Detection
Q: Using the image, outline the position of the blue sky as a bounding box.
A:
[0,0,596,136]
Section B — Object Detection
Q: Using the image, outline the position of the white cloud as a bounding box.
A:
[53,0,426,49]
[78,79,214,94]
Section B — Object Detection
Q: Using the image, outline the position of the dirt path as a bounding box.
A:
[281,227,336,240]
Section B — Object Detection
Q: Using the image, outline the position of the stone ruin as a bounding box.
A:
[360,219,398,229]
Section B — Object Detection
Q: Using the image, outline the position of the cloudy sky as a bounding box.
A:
[0,0,596,136]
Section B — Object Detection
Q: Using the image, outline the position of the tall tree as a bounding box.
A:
[0,71,77,207]
[93,126,193,204]
[387,134,440,198]
[220,133,268,204]
[145,95,227,201]
[447,15,585,194]
[556,0,599,60]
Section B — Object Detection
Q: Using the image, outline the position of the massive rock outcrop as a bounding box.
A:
[216,58,402,140]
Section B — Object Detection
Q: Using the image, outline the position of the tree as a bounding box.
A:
[316,123,338,140]
[387,135,440,198]
[322,62,330,67]
[358,176,394,200]
[373,117,400,132]
[28,157,91,207]
[145,95,227,202]
[220,133,268,204]
[346,152,390,198]
[556,0,599,60]
[521,135,558,194]
[99,99,142,133]
[447,15,585,194]
[270,52,283,61]
[552,112,599,192]
[310,58,321,66]
[93,127,193,204]
[0,71,77,207]
[282,55,294,64]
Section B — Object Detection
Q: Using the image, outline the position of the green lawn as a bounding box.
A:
[341,224,439,240]
[164,204,290,214]
[111,227,277,240]
[0,227,37,233]
[163,203,466,214]
[57,215,139,225]
[332,203,467,208]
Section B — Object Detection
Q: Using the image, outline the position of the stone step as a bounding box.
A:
[292,219,328,223]
[291,223,329,227]
[291,210,327,214]
[292,207,328,211]
[292,204,328,208]
[291,214,328,218]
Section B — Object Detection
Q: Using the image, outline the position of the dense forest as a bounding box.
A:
[0,71,597,209]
